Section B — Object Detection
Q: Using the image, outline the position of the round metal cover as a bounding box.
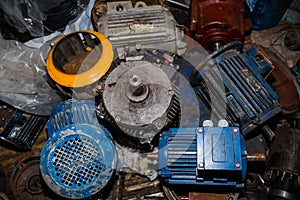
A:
[40,124,116,199]
[103,60,175,142]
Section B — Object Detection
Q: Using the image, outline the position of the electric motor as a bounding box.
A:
[40,99,116,199]
[194,42,281,135]
[0,100,47,151]
[96,1,186,58]
[158,120,247,188]
[102,59,180,149]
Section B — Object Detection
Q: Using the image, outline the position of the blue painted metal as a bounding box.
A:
[197,42,281,135]
[158,126,247,188]
[244,0,293,30]
[40,99,116,199]
[245,0,257,12]
[0,101,47,151]
[41,124,116,199]
[47,99,100,137]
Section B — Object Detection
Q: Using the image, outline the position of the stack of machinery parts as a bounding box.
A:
[2,0,300,199]
[40,99,117,199]
[95,1,187,58]
[158,120,247,189]
[0,100,47,151]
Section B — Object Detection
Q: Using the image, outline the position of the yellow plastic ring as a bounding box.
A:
[46,30,113,88]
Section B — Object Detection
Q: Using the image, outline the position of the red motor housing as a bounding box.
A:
[187,0,251,52]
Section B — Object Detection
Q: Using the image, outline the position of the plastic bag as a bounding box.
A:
[0,36,62,116]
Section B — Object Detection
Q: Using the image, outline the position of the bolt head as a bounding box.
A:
[115,115,121,122]
[199,162,204,168]
[198,128,203,133]
[235,163,241,168]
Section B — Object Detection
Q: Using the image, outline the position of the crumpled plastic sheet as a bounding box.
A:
[0,36,62,116]
[0,0,96,116]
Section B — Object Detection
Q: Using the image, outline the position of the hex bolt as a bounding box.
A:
[235,163,240,168]
[115,115,121,122]
[199,162,204,168]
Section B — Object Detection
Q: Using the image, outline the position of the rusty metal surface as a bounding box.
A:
[186,0,251,52]
[106,173,165,200]
[10,156,64,200]
[189,193,229,200]
[245,134,266,163]
[259,46,300,114]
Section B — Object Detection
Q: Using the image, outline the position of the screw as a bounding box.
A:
[199,162,204,168]
[198,128,203,133]
[233,128,238,133]
[235,163,240,168]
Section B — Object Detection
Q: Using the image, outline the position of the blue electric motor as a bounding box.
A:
[195,42,281,135]
[40,99,116,199]
[158,120,247,188]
